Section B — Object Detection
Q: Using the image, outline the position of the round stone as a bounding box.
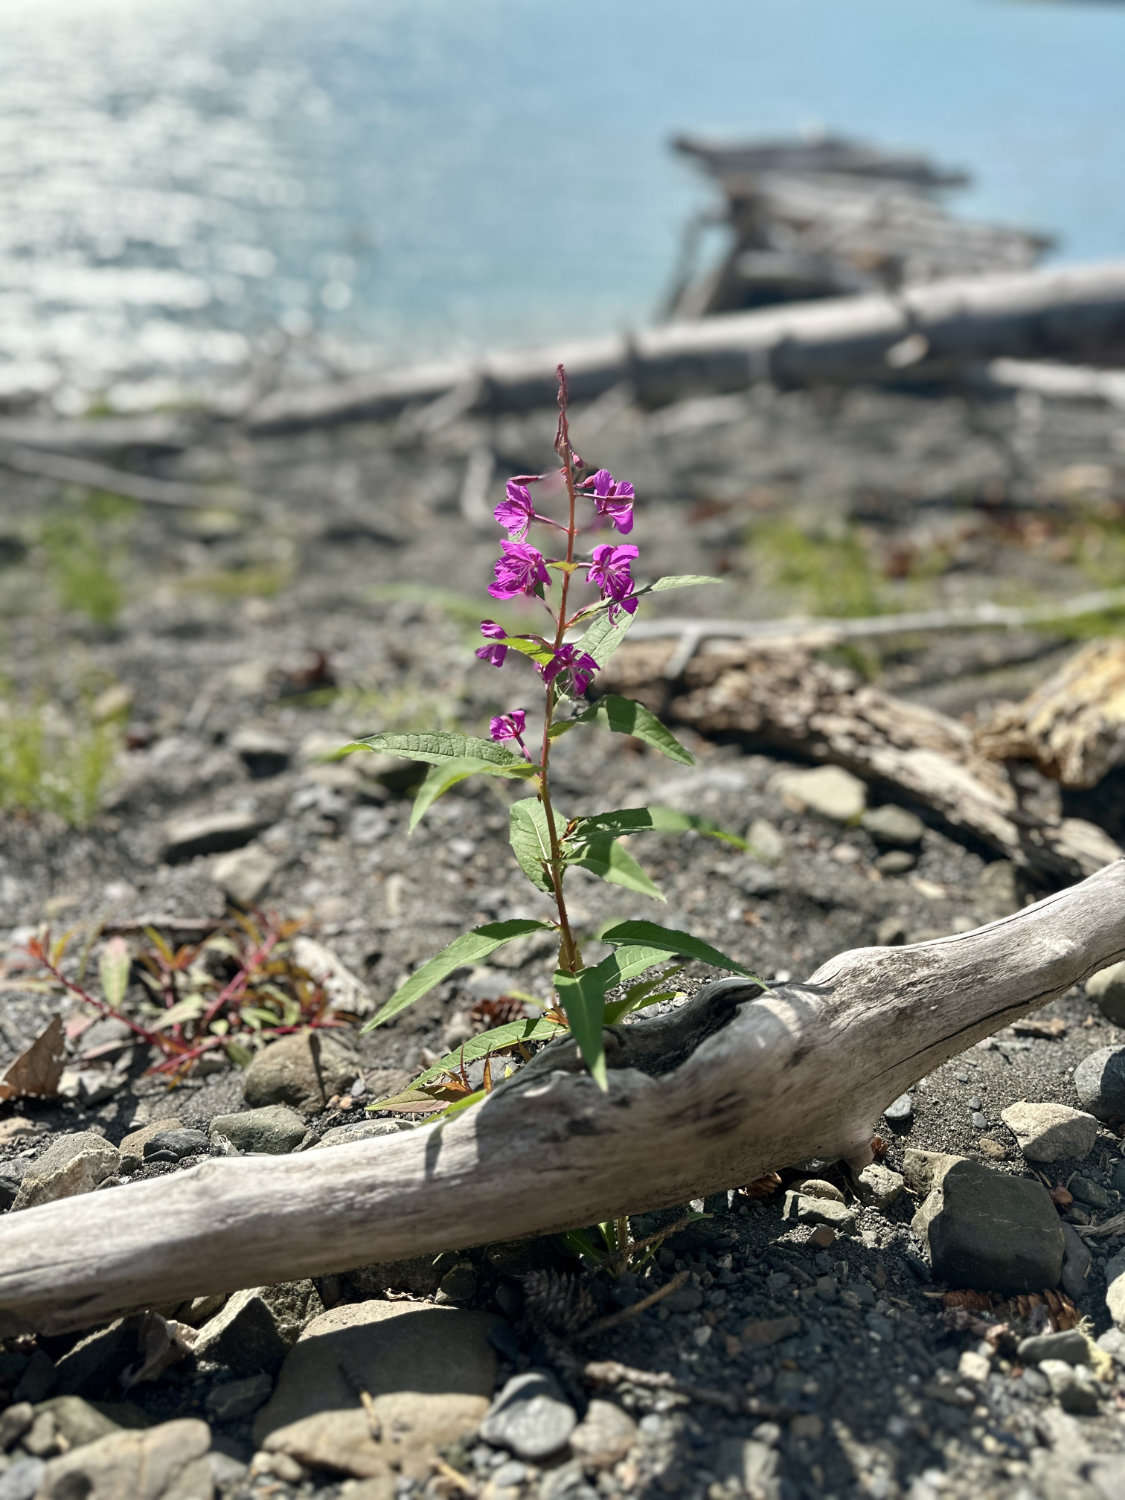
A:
[1074,1046,1125,1123]
[1086,962,1125,1026]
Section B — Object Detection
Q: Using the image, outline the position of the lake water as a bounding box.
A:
[1,0,1124,403]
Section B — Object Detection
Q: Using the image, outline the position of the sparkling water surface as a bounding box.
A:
[1,0,1123,399]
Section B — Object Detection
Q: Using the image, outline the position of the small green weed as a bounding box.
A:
[751,521,888,618]
[0,696,120,826]
[39,493,137,627]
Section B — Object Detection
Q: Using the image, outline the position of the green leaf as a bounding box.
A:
[645,574,722,595]
[572,805,748,849]
[410,759,501,831]
[593,944,679,987]
[491,636,554,666]
[601,961,687,1025]
[409,1016,567,1090]
[574,608,636,671]
[603,989,678,1025]
[566,834,665,901]
[431,1088,488,1121]
[568,696,694,765]
[362,919,557,1032]
[598,920,760,979]
[554,967,609,1089]
[509,799,558,894]
[342,731,535,778]
[98,936,130,1011]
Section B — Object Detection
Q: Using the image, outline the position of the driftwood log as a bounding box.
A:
[1,862,1124,1337]
[602,639,1122,883]
[248,260,1125,432]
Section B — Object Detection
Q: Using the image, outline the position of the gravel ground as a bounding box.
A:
[1,380,1125,1499]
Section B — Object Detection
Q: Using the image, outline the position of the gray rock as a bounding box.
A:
[162,809,270,863]
[0,1403,32,1452]
[1086,960,1125,1026]
[1074,1046,1125,1122]
[212,845,278,907]
[1069,1173,1111,1209]
[1040,1359,1100,1414]
[254,1300,496,1478]
[746,818,785,864]
[715,1437,780,1498]
[290,937,375,1019]
[144,1128,209,1161]
[1000,1101,1098,1163]
[1105,1248,1125,1330]
[52,1319,135,1397]
[1018,1329,1091,1366]
[309,1120,414,1150]
[34,1418,212,1500]
[856,1163,905,1210]
[12,1132,120,1211]
[795,1178,844,1202]
[782,1192,857,1234]
[208,1106,306,1155]
[119,1119,184,1169]
[874,849,916,875]
[230,729,290,778]
[861,804,925,848]
[902,1148,965,1194]
[193,1289,291,1376]
[241,1031,360,1114]
[568,1400,637,1470]
[206,1373,274,1422]
[0,1457,45,1500]
[1061,1222,1093,1302]
[437,1263,478,1302]
[1097,1326,1125,1362]
[883,1093,914,1125]
[773,764,866,823]
[912,1160,1065,1294]
[24,1397,122,1457]
[479,1372,577,1461]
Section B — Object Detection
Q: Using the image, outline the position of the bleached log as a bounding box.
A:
[0,443,241,512]
[1,863,1124,1337]
[248,261,1125,432]
[602,640,1122,882]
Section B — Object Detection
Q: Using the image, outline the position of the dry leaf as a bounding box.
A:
[740,1172,783,1202]
[0,1015,66,1102]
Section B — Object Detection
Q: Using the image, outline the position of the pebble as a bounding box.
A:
[874,849,916,875]
[1061,1222,1093,1302]
[212,843,279,907]
[856,1164,905,1210]
[746,818,785,864]
[912,1159,1065,1293]
[1069,1173,1111,1209]
[193,1288,293,1376]
[772,764,866,823]
[782,1192,857,1234]
[479,1372,578,1461]
[1039,1359,1100,1414]
[230,727,291,778]
[143,1128,208,1161]
[568,1400,637,1469]
[309,1120,415,1150]
[12,1132,120,1211]
[209,1105,306,1154]
[975,861,1026,917]
[1085,960,1125,1026]
[902,1148,964,1194]
[883,1093,914,1126]
[162,809,271,862]
[119,1119,184,1169]
[34,1418,212,1500]
[0,1458,46,1500]
[241,1030,360,1114]
[1017,1329,1091,1366]
[861,804,925,848]
[795,1178,844,1202]
[999,1101,1098,1163]
[1105,1249,1125,1330]
[1073,1045,1125,1122]
[206,1372,275,1422]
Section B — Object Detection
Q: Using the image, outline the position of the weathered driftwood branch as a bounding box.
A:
[1,863,1124,1337]
[248,261,1125,432]
[0,443,242,512]
[602,640,1122,882]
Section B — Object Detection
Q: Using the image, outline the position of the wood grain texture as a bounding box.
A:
[602,640,1122,882]
[1,862,1123,1338]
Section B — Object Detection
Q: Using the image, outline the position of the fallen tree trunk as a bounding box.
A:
[248,260,1125,432]
[0,862,1122,1337]
[602,640,1122,882]
[0,443,245,512]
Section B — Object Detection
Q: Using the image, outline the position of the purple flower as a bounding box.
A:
[475,620,508,668]
[494,481,535,540]
[541,644,600,697]
[582,469,634,534]
[489,709,527,744]
[586,543,639,619]
[488,541,550,601]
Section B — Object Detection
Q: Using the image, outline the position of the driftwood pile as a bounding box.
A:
[668,133,1050,319]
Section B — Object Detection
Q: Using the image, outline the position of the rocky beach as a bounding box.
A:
[1,372,1125,1500]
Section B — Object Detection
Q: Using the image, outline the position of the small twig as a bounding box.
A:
[581,1270,690,1337]
[1075,1210,1125,1240]
[582,1357,745,1414]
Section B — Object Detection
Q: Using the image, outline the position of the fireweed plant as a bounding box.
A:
[347,367,759,1098]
